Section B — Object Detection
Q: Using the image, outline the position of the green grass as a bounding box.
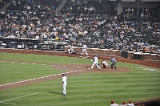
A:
[0,52,160,106]
[0,62,65,84]
[0,52,89,64]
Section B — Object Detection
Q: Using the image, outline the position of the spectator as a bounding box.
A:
[120,101,127,106]
[110,100,119,106]
[127,100,134,106]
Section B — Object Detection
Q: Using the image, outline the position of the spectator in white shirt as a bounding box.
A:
[120,101,127,106]
[127,100,134,106]
[110,100,119,106]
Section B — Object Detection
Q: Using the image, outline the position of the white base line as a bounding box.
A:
[0,92,55,105]
[0,92,38,104]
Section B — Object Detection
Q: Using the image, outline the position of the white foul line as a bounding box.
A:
[0,92,38,104]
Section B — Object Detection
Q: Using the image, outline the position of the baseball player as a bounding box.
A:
[110,57,117,69]
[101,59,109,68]
[89,55,101,69]
[68,45,74,54]
[81,44,88,57]
[62,73,67,95]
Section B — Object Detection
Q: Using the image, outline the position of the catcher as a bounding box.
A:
[101,59,109,68]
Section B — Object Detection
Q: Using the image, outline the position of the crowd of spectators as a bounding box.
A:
[110,100,135,106]
[0,0,10,9]
[0,0,63,41]
[0,0,160,54]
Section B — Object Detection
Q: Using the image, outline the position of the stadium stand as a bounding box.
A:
[0,0,160,54]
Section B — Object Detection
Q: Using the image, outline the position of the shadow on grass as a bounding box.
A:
[49,91,67,99]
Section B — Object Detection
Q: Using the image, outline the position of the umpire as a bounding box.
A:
[110,57,117,69]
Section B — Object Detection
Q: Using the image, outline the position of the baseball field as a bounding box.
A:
[0,51,160,106]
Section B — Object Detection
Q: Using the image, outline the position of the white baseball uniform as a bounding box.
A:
[91,56,101,69]
[62,75,67,95]
[68,45,74,54]
[102,60,108,67]
[82,44,88,56]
